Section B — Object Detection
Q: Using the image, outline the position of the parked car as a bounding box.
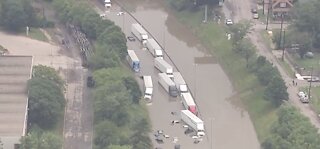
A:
[87,76,95,87]
[251,8,257,13]
[225,19,233,25]
[127,36,136,41]
[253,13,259,19]
[174,144,181,149]
[298,91,305,98]
[307,77,320,82]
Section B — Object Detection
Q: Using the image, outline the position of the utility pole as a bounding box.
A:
[262,0,265,14]
[266,0,271,30]
[308,67,313,99]
[279,13,284,61]
[282,29,286,61]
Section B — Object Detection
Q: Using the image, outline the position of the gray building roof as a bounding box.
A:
[0,56,33,149]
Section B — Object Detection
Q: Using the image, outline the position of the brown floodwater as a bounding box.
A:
[95,0,260,148]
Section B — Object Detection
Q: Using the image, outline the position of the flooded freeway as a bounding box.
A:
[92,0,260,148]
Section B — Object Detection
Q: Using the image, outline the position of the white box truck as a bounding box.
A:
[158,73,178,97]
[173,72,188,93]
[181,92,197,115]
[127,50,140,72]
[146,38,163,58]
[181,110,205,136]
[143,76,153,100]
[154,57,173,78]
[131,23,148,43]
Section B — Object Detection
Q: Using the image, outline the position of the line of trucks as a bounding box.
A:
[127,23,205,137]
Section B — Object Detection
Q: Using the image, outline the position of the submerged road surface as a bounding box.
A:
[92,0,260,148]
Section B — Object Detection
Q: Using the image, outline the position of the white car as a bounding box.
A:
[298,91,305,98]
[253,13,259,19]
[225,19,233,25]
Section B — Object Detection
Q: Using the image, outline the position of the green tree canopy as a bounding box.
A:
[262,104,320,149]
[28,77,65,129]
[0,0,35,31]
[20,127,62,149]
[264,77,288,106]
[107,145,132,149]
[33,65,65,88]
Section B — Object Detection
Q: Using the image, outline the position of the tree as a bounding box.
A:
[292,0,320,48]
[28,78,65,129]
[229,21,251,44]
[20,127,62,149]
[264,77,288,106]
[0,0,35,31]
[233,39,255,68]
[263,104,320,149]
[107,145,132,149]
[123,77,142,104]
[284,29,312,58]
[94,120,124,149]
[33,65,65,88]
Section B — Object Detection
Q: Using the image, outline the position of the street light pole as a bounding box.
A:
[266,0,271,30]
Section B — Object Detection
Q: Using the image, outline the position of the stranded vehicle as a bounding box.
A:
[131,23,148,43]
[154,57,173,78]
[158,73,178,97]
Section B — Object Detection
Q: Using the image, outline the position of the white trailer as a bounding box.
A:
[143,76,153,100]
[126,50,140,72]
[181,93,197,115]
[158,73,178,97]
[154,57,173,78]
[173,72,188,93]
[180,110,205,136]
[146,38,163,58]
[131,23,148,43]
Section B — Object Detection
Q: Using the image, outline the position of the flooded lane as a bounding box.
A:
[93,0,260,148]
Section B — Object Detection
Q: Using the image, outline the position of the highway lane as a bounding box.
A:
[91,0,260,148]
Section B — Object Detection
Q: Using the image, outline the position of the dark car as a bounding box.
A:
[87,76,95,87]
[174,144,180,149]
[127,36,136,41]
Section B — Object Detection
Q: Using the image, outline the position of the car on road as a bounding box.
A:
[253,13,259,19]
[127,36,136,41]
[155,135,164,143]
[225,19,233,25]
[174,144,181,149]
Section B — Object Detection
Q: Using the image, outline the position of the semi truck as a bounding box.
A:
[173,72,188,93]
[180,110,205,136]
[146,38,163,58]
[181,92,197,115]
[154,57,173,78]
[127,50,140,72]
[158,73,178,97]
[131,23,148,43]
[143,76,153,100]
